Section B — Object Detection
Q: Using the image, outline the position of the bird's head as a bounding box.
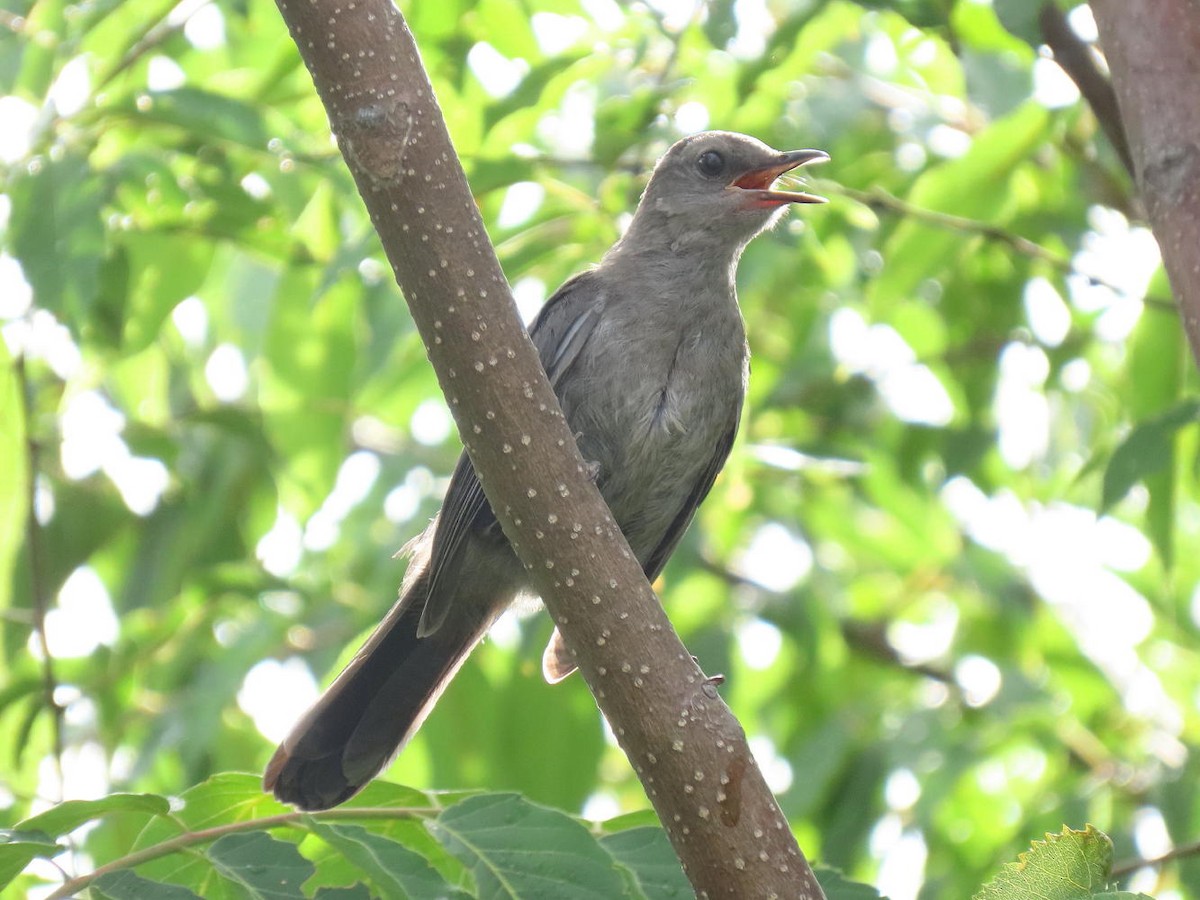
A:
[629,131,829,254]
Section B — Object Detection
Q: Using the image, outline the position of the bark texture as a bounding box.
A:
[1091,0,1200,366]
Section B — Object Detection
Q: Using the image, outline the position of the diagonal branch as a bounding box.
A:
[270,0,825,896]
[1038,3,1133,178]
[830,182,1176,312]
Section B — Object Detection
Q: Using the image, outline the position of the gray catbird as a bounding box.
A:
[265,131,828,810]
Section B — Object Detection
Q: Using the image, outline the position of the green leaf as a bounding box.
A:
[0,830,62,890]
[309,823,472,899]
[593,89,664,167]
[598,827,689,900]
[206,831,313,899]
[92,869,205,899]
[471,0,540,60]
[8,153,107,323]
[10,0,66,97]
[866,102,1050,312]
[466,157,539,196]
[16,793,171,840]
[432,794,628,899]
[260,269,359,515]
[1125,280,1187,565]
[994,0,1045,46]
[972,825,1114,899]
[0,344,25,615]
[314,886,374,900]
[853,0,947,28]
[1101,400,1200,511]
[814,867,886,899]
[150,774,286,830]
[483,53,587,133]
[120,233,215,352]
[129,773,291,865]
[134,88,271,149]
[338,781,443,812]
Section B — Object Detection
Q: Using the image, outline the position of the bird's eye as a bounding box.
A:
[696,150,725,177]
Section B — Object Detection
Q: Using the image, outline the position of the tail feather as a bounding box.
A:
[264,588,497,810]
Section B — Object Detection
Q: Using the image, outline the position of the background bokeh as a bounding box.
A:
[1,0,1196,896]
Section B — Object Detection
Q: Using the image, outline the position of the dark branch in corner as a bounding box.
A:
[1038,3,1134,178]
[1112,838,1200,879]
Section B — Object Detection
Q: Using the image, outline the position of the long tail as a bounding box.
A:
[264,580,497,810]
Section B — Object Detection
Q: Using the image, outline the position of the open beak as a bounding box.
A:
[732,149,830,206]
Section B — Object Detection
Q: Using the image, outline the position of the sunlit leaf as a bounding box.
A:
[16,794,170,840]
[0,346,25,617]
[972,825,1113,899]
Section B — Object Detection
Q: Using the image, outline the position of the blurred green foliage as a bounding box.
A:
[1,0,1197,896]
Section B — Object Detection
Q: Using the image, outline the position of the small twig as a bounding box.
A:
[832,183,1072,266]
[828,182,1176,312]
[45,804,438,899]
[1039,3,1134,178]
[696,558,958,685]
[626,0,703,178]
[839,619,957,686]
[91,0,191,94]
[1111,837,1200,879]
[646,0,701,92]
[16,357,64,796]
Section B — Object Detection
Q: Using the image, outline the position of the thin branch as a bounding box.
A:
[1111,838,1200,879]
[91,0,191,94]
[839,619,957,687]
[628,0,702,177]
[698,557,959,686]
[16,357,63,796]
[645,0,698,91]
[836,183,1070,265]
[45,805,437,899]
[1038,3,1134,177]
[829,182,1176,312]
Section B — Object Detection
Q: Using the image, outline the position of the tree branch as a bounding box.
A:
[1090,0,1200,367]
[1111,837,1200,880]
[829,182,1177,312]
[1038,3,1133,178]
[270,1,824,895]
[46,806,437,900]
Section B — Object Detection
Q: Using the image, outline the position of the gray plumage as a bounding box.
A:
[265,131,828,810]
